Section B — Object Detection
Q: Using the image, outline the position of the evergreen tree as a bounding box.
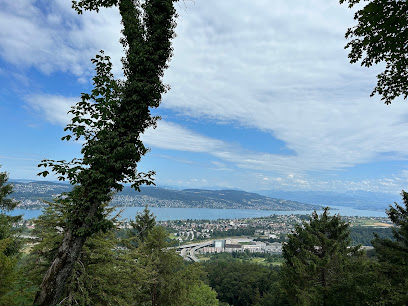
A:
[134,226,205,306]
[0,169,17,212]
[372,191,408,304]
[24,200,146,305]
[130,205,156,243]
[0,166,23,305]
[281,208,366,305]
[25,200,213,305]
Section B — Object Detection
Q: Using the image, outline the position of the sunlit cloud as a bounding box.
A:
[4,0,408,192]
[25,94,76,125]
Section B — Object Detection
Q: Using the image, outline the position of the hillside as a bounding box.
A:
[10,181,321,211]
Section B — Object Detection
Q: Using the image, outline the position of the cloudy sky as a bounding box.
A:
[1,0,408,194]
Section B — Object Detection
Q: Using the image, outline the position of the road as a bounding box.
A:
[177,240,214,262]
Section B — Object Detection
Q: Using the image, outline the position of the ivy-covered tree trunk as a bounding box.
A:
[34,232,86,305]
[34,0,177,304]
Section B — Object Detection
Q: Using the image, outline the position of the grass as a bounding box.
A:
[196,254,211,261]
[168,233,178,240]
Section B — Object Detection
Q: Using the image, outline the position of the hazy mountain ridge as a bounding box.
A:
[116,187,321,210]
[256,190,401,211]
[9,181,321,211]
[11,181,71,202]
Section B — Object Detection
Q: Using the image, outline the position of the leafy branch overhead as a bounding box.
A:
[341,0,408,104]
[39,0,177,193]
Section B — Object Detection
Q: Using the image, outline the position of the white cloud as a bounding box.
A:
[141,121,225,153]
[7,0,408,192]
[25,94,76,125]
[159,0,408,174]
[239,171,408,194]
[24,92,408,178]
[0,0,123,78]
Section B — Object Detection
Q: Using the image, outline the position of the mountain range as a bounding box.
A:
[255,189,401,211]
[10,180,320,211]
[10,180,398,211]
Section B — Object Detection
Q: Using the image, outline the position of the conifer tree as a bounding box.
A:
[131,205,156,243]
[24,200,146,305]
[281,208,363,305]
[372,191,408,304]
[0,167,17,212]
[0,166,23,305]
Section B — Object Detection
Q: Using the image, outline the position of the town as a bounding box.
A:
[14,210,393,263]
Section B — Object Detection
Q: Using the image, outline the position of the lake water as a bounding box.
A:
[9,205,387,221]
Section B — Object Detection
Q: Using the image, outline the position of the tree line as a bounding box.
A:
[2,170,408,305]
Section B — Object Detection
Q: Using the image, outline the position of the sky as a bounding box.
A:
[1,0,408,194]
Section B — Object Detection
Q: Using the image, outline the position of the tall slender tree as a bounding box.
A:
[131,205,157,243]
[34,1,178,304]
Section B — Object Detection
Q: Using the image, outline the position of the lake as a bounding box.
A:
[9,205,387,221]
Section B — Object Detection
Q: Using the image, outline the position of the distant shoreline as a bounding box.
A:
[8,205,387,221]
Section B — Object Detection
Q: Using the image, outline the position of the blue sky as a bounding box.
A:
[1,0,408,194]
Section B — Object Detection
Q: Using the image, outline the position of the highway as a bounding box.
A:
[177,240,214,262]
[176,237,254,262]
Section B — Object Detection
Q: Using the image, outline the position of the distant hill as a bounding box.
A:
[9,181,321,211]
[11,181,71,203]
[255,190,401,211]
[113,187,321,210]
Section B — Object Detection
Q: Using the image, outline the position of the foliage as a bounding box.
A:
[0,167,24,305]
[0,240,17,305]
[130,205,156,243]
[204,259,280,306]
[350,226,394,246]
[340,0,408,104]
[208,250,283,266]
[184,281,219,306]
[37,0,177,235]
[134,226,205,305]
[372,190,408,304]
[0,169,17,211]
[22,200,215,305]
[23,200,141,305]
[281,207,369,305]
[210,227,256,238]
[34,0,178,302]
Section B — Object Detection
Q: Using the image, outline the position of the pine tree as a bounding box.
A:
[25,200,145,305]
[0,169,17,212]
[130,205,156,243]
[281,208,363,305]
[0,166,23,305]
[126,213,210,306]
[372,191,408,304]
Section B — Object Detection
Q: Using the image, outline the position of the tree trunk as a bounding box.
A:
[33,230,87,305]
